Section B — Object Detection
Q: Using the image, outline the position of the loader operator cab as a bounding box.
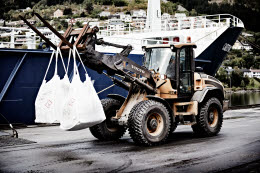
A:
[143,44,196,97]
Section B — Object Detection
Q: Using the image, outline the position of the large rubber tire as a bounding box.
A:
[192,97,223,137]
[128,100,171,146]
[89,98,126,140]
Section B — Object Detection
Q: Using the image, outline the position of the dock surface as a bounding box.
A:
[0,108,260,173]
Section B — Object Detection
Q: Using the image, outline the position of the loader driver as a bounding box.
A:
[166,52,177,88]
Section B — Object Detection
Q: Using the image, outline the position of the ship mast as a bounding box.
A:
[146,0,161,32]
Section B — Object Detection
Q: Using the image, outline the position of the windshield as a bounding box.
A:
[145,48,175,75]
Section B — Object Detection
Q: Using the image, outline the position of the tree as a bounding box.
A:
[234,0,260,12]
[231,67,243,87]
[240,80,245,88]
[64,8,72,15]
[109,4,116,13]
[249,78,255,86]
[80,12,86,17]
[161,2,177,15]
[60,20,68,28]
[97,0,113,5]
[114,0,128,7]
[135,0,144,4]
[253,55,260,69]
[216,67,229,84]
[57,24,63,30]
[190,9,197,16]
[84,0,94,14]
[75,21,83,28]
[90,6,102,18]
[243,54,255,69]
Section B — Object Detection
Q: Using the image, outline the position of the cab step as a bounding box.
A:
[174,101,198,125]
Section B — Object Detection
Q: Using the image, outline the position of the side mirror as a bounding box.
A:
[195,66,204,72]
[170,44,176,52]
[142,46,146,52]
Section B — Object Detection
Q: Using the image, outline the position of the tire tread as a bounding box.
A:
[128,100,171,146]
[192,97,223,137]
[89,98,126,140]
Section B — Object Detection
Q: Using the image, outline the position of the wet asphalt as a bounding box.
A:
[0,108,260,173]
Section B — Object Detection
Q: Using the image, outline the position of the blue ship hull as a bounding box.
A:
[0,50,142,124]
[0,26,243,124]
[196,27,243,76]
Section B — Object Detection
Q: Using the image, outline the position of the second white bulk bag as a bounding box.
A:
[60,46,106,130]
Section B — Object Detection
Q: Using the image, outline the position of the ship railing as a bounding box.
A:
[0,14,244,49]
[0,26,60,49]
[98,23,147,37]
[145,14,244,31]
[98,14,244,36]
[0,41,38,49]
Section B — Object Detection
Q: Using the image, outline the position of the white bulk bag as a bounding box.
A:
[60,46,106,131]
[53,48,70,123]
[35,48,69,123]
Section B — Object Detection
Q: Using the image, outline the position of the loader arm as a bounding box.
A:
[82,38,151,78]
[81,38,156,93]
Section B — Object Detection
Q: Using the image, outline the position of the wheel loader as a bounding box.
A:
[20,15,228,146]
[83,40,228,146]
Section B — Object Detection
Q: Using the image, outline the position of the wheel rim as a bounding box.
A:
[146,113,164,136]
[208,106,219,128]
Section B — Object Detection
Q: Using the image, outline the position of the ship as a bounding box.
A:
[0,0,244,124]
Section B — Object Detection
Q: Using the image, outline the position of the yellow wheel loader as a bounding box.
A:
[20,15,228,146]
[86,42,228,146]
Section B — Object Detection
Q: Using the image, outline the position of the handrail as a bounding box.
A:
[98,14,244,36]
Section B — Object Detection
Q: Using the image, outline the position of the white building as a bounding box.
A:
[121,14,132,22]
[175,13,187,18]
[115,12,125,17]
[108,19,123,24]
[208,0,234,5]
[99,11,111,17]
[132,18,146,29]
[108,22,125,31]
[132,9,146,18]
[83,21,100,28]
[232,40,252,51]
[244,69,260,79]
[18,7,32,12]
[108,19,124,31]
[177,5,188,12]
[162,13,171,20]
[0,19,5,26]
[54,9,63,18]
[109,15,121,19]
[226,67,234,75]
